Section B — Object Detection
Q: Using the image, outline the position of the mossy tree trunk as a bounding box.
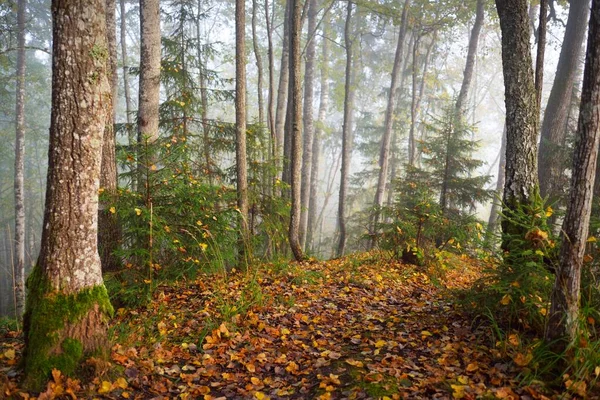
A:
[546,0,600,348]
[23,0,113,390]
[495,0,540,247]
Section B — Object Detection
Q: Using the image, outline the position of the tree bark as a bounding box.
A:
[299,0,318,250]
[534,0,547,113]
[195,0,212,183]
[288,0,304,261]
[486,126,507,241]
[236,0,250,264]
[370,0,409,247]
[99,0,121,272]
[120,0,133,134]
[538,0,590,200]
[275,0,291,177]
[13,0,26,319]
[23,0,112,389]
[455,0,484,116]
[307,19,329,253]
[546,0,600,347]
[252,0,265,126]
[337,1,355,258]
[138,0,161,144]
[495,0,539,243]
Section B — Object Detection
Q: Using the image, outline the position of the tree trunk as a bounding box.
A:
[13,0,26,319]
[288,0,304,261]
[138,0,161,145]
[486,126,507,241]
[307,19,329,253]
[534,0,547,112]
[23,0,112,389]
[236,0,250,264]
[120,0,133,136]
[299,0,318,250]
[337,1,355,257]
[495,0,539,244]
[252,0,265,126]
[546,0,600,347]
[196,0,212,183]
[455,0,484,116]
[538,0,590,200]
[275,0,291,176]
[99,0,121,273]
[370,0,409,247]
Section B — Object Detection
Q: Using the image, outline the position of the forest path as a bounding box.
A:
[0,253,566,398]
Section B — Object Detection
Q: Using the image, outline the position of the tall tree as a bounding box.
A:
[370,0,409,247]
[138,0,161,146]
[98,0,120,272]
[23,0,113,389]
[13,0,27,318]
[495,0,539,244]
[275,0,291,175]
[288,0,304,261]
[486,127,507,241]
[337,1,355,257]
[252,0,265,126]
[236,0,249,262]
[538,0,590,200]
[307,19,330,252]
[534,0,547,113]
[546,0,600,347]
[120,0,133,145]
[299,0,318,249]
[455,0,484,116]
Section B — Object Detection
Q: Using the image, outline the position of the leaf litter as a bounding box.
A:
[1,253,597,399]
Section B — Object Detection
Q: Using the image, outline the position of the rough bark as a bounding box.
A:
[236,0,250,264]
[370,0,409,247]
[138,0,161,145]
[299,0,318,250]
[99,0,121,272]
[265,0,276,146]
[455,0,484,116]
[538,0,590,200]
[534,0,547,113]
[13,0,26,319]
[307,20,329,253]
[547,0,600,347]
[288,0,304,261]
[23,0,112,389]
[337,1,355,258]
[495,0,539,242]
[275,0,291,176]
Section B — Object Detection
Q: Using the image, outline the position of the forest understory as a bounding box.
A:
[2,252,596,399]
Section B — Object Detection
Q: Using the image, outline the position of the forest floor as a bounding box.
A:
[1,252,597,399]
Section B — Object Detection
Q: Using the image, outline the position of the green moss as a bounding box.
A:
[22,265,114,391]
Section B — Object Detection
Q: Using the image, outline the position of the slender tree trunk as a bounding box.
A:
[138,0,161,144]
[99,0,121,272]
[288,0,304,261]
[538,0,590,200]
[307,19,329,252]
[495,0,540,245]
[455,0,484,116]
[370,0,409,247]
[275,0,291,177]
[196,0,212,184]
[236,0,249,264]
[299,0,318,250]
[13,0,26,319]
[534,0,547,112]
[337,1,355,257]
[23,0,112,389]
[120,0,133,136]
[486,126,507,241]
[252,0,265,126]
[547,0,600,347]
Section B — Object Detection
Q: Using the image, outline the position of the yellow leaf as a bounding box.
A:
[375,339,386,348]
[466,363,478,372]
[587,236,597,242]
[508,333,520,346]
[281,328,291,335]
[3,349,15,360]
[451,384,465,399]
[421,330,433,337]
[122,391,130,398]
[109,206,116,214]
[151,164,157,171]
[246,363,256,373]
[345,359,364,368]
[545,206,553,217]
[539,307,547,316]
[254,392,269,400]
[135,208,142,216]
[250,377,261,385]
[500,294,511,305]
[513,352,532,367]
[115,377,128,389]
[157,321,167,335]
[98,380,112,394]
